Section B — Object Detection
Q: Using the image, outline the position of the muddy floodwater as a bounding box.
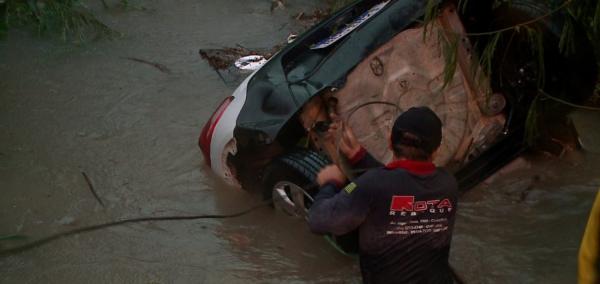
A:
[1,1,599,283]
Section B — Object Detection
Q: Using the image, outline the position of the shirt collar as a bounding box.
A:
[385,159,436,175]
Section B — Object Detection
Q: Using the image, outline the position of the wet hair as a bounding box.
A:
[391,132,432,161]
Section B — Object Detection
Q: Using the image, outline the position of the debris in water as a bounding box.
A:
[198,5,335,84]
[57,216,76,225]
[270,0,285,13]
[124,57,171,74]
[234,55,267,71]
[81,171,105,208]
[199,45,282,85]
[519,175,541,203]
[287,33,298,43]
[293,8,330,27]
[199,45,280,71]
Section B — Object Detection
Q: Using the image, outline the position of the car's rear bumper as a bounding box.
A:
[204,74,255,186]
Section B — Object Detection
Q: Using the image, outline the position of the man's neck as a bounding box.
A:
[392,156,433,163]
[386,157,436,175]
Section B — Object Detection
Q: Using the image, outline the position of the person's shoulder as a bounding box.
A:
[353,166,393,187]
[435,167,455,179]
[435,167,459,191]
[357,166,387,180]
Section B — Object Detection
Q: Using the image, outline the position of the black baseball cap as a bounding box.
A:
[391,106,442,154]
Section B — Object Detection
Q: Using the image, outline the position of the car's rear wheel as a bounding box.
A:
[262,149,329,217]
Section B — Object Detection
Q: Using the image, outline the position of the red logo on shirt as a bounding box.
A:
[390,196,453,213]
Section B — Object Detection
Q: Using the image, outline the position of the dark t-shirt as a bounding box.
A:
[308,151,458,284]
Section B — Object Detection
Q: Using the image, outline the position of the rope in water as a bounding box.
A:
[0,101,404,258]
[0,199,274,257]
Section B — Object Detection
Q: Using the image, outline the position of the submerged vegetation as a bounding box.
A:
[0,0,129,41]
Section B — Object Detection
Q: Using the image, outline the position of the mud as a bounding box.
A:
[0,0,598,283]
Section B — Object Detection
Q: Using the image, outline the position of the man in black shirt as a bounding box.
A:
[308,106,458,284]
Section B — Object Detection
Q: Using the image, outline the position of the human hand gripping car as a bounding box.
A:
[308,107,459,284]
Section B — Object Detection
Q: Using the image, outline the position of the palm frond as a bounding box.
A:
[478,32,501,89]
[457,0,470,14]
[525,26,545,88]
[525,96,540,146]
[440,30,459,89]
[423,0,439,40]
[558,17,575,55]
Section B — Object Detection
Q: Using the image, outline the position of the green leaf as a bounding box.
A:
[525,96,540,146]
[422,0,439,40]
[441,31,459,90]
[477,32,502,87]
[525,26,545,88]
[458,0,470,14]
[559,17,575,55]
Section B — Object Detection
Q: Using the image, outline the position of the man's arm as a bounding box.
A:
[307,166,372,236]
[347,146,383,171]
[330,122,383,173]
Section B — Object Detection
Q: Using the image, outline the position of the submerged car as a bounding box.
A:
[199,0,597,253]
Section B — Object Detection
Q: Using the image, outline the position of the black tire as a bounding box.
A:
[262,149,330,215]
[262,149,360,255]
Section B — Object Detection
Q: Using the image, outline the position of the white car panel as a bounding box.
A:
[208,73,254,186]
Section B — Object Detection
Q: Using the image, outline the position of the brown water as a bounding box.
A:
[452,153,599,283]
[0,1,598,283]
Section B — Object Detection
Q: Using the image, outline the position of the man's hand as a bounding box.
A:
[326,117,362,159]
[316,165,347,187]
